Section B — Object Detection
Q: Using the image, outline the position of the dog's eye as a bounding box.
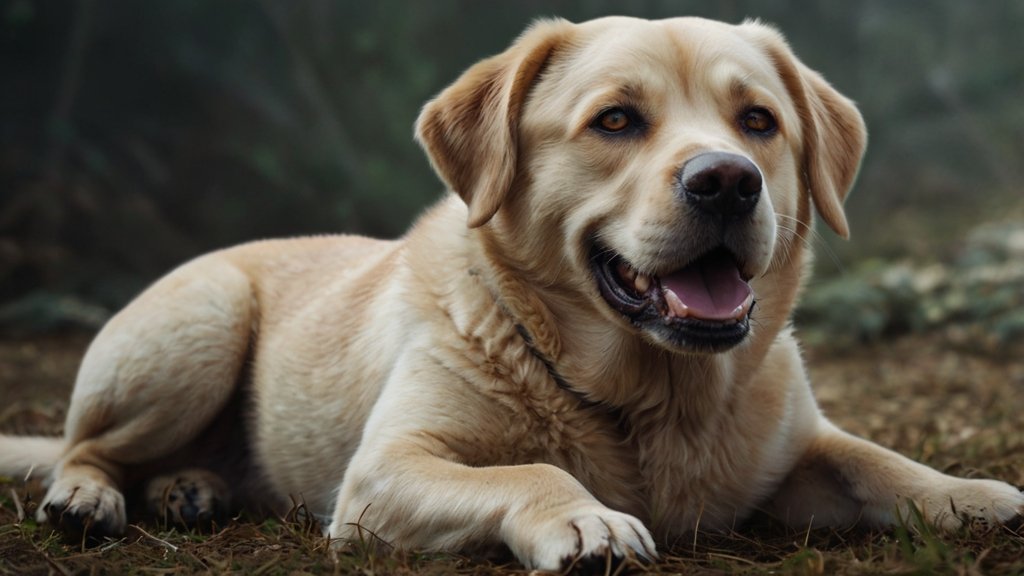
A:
[594,108,631,133]
[741,108,777,135]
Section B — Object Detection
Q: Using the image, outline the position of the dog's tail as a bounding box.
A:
[0,435,65,480]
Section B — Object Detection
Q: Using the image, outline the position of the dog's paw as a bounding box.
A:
[145,468,230,529]
[510,503,657,573]
[39,473,126,538]
[925,478,1024,531]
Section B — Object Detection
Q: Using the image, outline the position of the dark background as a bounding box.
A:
[2,0,1022,333]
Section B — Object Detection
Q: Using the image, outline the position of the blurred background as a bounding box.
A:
[1,0,1022,348]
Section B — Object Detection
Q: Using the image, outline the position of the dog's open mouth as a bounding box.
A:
[591,245,755,351]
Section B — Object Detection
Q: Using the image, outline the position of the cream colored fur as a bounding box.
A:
[1,16,1021,572]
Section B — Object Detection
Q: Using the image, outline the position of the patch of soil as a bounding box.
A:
[805,336,1024,486]
[0,331,92,437]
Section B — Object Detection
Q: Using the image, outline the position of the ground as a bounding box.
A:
[1,330,1022,575]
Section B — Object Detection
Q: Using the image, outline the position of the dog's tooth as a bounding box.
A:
[634,273,651,293]
[732,293,755,320]
[664,289,689,318]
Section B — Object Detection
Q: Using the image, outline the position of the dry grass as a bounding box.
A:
[1,331,1022,575]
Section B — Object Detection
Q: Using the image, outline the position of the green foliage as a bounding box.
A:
[0,1,1022,330]
[894,502,955,573]
[796,220,1024,354]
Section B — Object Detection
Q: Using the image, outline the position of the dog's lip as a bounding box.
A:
[592,245,754,322]
[591,247,652,315]
[590,244,755,350]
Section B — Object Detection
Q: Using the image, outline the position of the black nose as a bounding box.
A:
[677,152,762,220]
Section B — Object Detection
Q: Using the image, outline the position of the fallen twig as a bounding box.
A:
[130,523,179,552]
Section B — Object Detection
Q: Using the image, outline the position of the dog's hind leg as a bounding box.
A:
[144,468,231,529]
[39,256,254,538]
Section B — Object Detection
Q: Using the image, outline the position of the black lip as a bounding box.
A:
[651,315,751,352]
[590,244,752,353]
[592,249,662,320]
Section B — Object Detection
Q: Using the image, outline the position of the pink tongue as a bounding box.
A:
[661,257,752,321]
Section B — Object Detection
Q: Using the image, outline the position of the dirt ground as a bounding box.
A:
[1,330,1022,575]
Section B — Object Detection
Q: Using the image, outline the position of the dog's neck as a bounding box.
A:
[474,246,712,422]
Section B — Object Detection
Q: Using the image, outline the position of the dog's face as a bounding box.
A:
[417,16,866,354]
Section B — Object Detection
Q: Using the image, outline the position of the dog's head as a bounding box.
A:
[416,16,866,354]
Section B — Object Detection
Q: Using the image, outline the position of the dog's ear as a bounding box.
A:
[415,19,572,228]
[796,64,867,239]
[744,22,867,239]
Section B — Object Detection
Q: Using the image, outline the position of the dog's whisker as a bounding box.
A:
[774,214,846,275]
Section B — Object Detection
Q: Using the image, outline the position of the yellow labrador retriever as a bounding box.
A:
[2,16,1021,571]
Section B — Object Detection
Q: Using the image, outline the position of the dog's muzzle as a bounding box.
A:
[590,151,766,352]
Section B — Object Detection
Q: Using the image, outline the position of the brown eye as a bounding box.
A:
[742,108,777,135]
[596,108,630,133]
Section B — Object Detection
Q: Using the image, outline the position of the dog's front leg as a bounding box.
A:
[325,359,655,571]
[768,419,1024,531]
[330,449,655,570]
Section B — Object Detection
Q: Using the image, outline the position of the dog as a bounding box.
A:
[2,15,1022,572]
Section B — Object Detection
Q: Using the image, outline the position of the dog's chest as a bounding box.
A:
[494,392,765,532]
[467,364,777,532]
[633,420,776,534]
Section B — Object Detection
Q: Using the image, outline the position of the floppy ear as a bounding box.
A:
[415,19,572,228]
[745,22,867,239]
[796,64,867,239]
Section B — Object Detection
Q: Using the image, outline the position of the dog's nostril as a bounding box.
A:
[685,173,719,197]
[738,173,762,198]
[678,152,762,218]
